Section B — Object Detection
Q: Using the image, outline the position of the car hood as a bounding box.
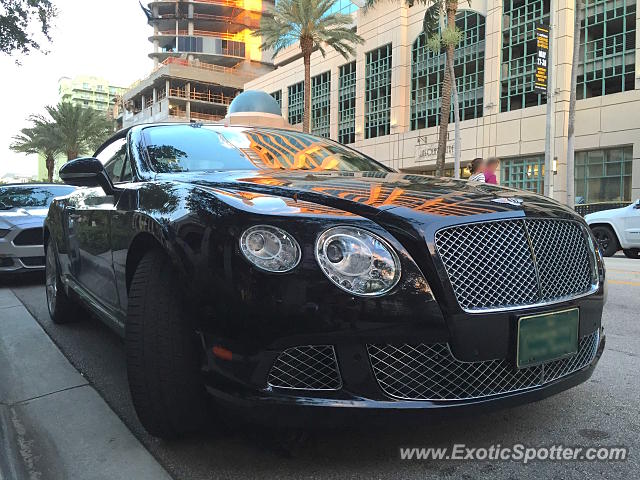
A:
[167,170,578,223]
[585,204,632,222]
[0,207,48,229]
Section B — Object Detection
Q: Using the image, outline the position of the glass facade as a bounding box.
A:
[575,146,633,203]
[270,90,281,108]
[501,155,545,194]
[411,11,485,129]
[287,81,304,125]
[325,0,358,15]
[365,44,392,139]
[578,0,636,99]
[338,61,357,144]
[311,72,331,137]
[501,0,550,111]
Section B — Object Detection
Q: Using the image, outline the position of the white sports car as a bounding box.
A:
[585,199,640,258]
[0,184,76,273]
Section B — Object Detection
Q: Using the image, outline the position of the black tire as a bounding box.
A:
[590,225,618,257]
[45,242,82,324]
[126,249,210,439]
[623,249,640,259]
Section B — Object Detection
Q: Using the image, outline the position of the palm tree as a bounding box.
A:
[366,0,466,176]
[566,0,583,206]
[254,0,363,133]
[43,102,114,160]
[10,122,59,182]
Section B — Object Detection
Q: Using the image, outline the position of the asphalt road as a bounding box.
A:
[3,255,639,480]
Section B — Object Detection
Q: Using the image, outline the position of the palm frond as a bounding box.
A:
[253,0,362,58]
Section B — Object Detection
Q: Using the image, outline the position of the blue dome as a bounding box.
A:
[227,91,282,116]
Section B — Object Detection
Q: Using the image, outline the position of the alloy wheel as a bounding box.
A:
[45,245,57,315]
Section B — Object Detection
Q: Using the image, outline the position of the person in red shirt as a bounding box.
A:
[485,157,500,184]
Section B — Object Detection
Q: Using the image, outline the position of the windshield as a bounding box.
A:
[0,185,76,210]
[143,125,390,173]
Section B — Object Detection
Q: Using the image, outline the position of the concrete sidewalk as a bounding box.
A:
[0,289,172,480]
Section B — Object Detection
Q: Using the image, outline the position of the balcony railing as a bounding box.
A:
[159,57,261,79]
[156,29,236,40]
[168,88,233,105]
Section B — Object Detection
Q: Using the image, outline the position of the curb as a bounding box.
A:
[0,289,172,480]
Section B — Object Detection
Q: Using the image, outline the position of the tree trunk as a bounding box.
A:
[66,150,79,161]
[449,56,461,179]
[46,153,55,182]
[436,5,457,177]
[567,0,582,207]
[301,38,313,134]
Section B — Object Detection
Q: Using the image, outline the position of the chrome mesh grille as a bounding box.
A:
[527,220,593,300]
[368,331,599,401]
[267,345,342,390]
[435,219,595,311]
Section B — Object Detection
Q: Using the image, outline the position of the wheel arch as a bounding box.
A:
[125,232,164,293]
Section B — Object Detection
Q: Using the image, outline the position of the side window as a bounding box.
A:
[103,146,127,183]
[121,157,132,182]
[96,138,128,184]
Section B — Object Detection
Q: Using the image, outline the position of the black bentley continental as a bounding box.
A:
[45,95,606,438]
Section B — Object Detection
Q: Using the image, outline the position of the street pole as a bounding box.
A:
[544,0,556,198]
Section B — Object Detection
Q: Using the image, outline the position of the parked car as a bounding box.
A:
[585,199,640,258]
[44,118,606,438]
[0,184,76,274]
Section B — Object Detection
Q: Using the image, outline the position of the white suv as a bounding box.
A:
[585,199,640,258]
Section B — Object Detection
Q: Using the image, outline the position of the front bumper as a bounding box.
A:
[0,242,45,273]
[203,328,605,427]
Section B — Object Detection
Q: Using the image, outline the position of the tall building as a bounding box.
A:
[246,0,640,205]
[38,76,126,181]
[122,0,275,127]
[58,76,126,114]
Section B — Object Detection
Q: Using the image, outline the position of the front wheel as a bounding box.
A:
[126,249,210,439]
[623,249,640,259]
[45,242,82,324]
[590,225,618,257]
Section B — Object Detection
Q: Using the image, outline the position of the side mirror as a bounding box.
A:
[59,157,116,195]
[634,199,640,209]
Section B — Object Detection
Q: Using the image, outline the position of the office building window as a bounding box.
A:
[578,0,636,99]
[326,0,358,15]
[288,81,304,125]
[501,155,545,194]
[311,72,331,138]
[411,11,485,130]
[339,61,357,144]
[575,146,633,203]
[270,90,282,108]
[365,44,392,139]
[501,0,550,111]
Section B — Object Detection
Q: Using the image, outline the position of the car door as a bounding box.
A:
[622,200,640,248]
[67,138,127,311]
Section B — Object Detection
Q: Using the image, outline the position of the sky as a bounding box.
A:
[0,0,152,177]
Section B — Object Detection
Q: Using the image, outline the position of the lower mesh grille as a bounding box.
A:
[267,345,342,390]
[368,331,599,401]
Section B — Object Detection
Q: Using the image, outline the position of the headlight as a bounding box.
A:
[0,229,10,238]
[239,225,301,273]
[315,226,401,296]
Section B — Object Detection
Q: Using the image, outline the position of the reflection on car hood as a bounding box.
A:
[167,170,577,221]
[0,207,48,229]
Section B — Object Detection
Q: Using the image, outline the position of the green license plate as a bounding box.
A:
[517,308,579,368]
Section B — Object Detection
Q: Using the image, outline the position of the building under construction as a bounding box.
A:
[122,0,274,127]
